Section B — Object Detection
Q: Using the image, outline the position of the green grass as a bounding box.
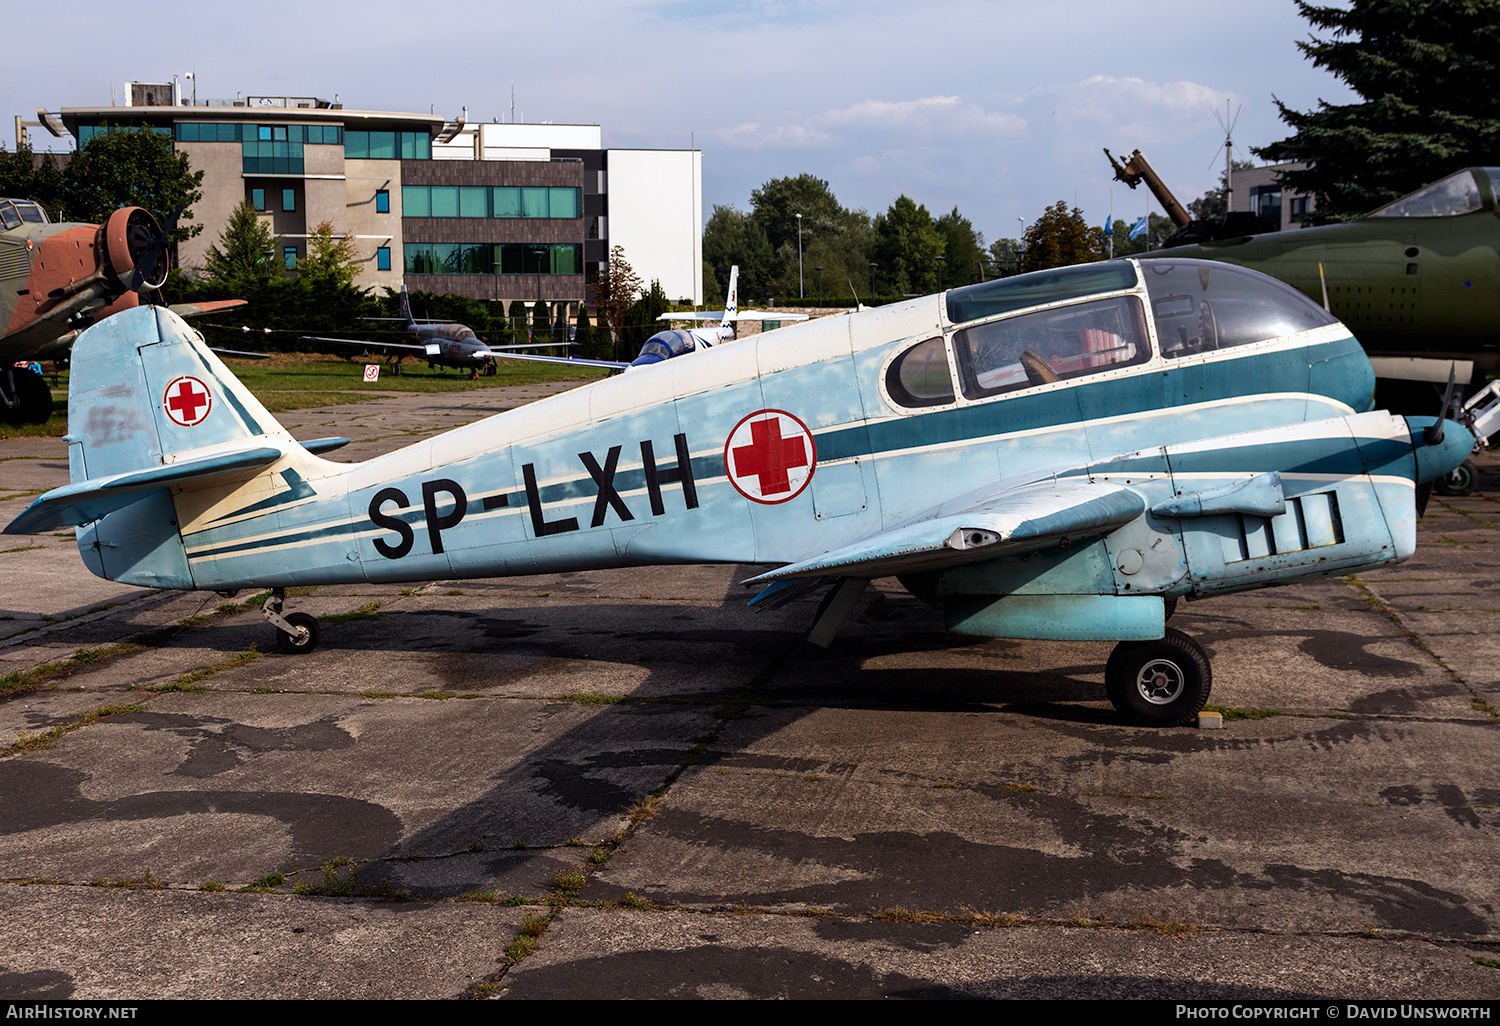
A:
[224,351,606,400]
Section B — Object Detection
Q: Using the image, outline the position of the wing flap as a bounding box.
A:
[5,445,285,535]
[743,480,1145,584]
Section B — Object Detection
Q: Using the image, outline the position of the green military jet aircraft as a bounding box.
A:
[1141,168,1500,384]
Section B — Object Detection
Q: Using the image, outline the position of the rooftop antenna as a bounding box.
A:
[1211,101,1245,211]
[510,82,515,124]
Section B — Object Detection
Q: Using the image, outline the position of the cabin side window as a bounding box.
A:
[886,337,955,407]
[953,296,1150,400]
[1142,260,1338,359]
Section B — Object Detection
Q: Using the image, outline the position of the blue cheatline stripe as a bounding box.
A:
[814,337,1366,462]
[182,337,1370,564]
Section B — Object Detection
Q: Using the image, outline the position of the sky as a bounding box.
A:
[2,0,1356,245]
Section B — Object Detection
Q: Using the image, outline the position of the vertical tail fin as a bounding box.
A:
[398,284,414,329]
[720,265,739,331]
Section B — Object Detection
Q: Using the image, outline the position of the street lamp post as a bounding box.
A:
[531,246,546,341]
[936,254,945,291]
[816,266,824,307]
[796,213,803,299]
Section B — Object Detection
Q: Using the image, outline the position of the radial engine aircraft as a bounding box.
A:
[303,285,572,378]
[0,198,245,424]
[5,258,1473,726]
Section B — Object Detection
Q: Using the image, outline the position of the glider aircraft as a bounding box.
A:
[5,257,1473,726]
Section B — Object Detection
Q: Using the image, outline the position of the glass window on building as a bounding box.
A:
[521,188,549,218]
[429,187,459,218]
[250,188,265,211]
[375,189,390,213]
[548,188,580,219]
[402,186,429,217]
[549,244,581,274]
[492,187,522,218]
[1251,186,1282,227]
[431,243,460,274]
[282,189,296,212]
[283,246,298,269]
[404,244,433,274]
[399,132,430,159]
[459,187,487,218]
[367,131,396,160]
[259,126,272,142]
[377,246,391,271]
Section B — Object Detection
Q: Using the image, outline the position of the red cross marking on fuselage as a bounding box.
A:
[732,416,808,496]
[167,379,209,424]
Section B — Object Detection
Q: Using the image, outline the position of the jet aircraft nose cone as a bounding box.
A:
[1406,417,1474,484]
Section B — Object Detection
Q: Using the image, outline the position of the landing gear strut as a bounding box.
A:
[262,589,321,654]
[1104,627,1211,727]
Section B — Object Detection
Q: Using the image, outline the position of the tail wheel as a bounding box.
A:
[1434,459,1478,497]
[1105,627,1211,727]
[274,612,321,655]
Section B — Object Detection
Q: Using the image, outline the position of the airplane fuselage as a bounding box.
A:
[96,260,1376,595]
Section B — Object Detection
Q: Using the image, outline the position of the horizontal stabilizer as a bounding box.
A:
[743,480,1146,584]
[5,445,284,535]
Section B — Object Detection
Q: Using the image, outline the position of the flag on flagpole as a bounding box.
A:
[1128,215,1149,240]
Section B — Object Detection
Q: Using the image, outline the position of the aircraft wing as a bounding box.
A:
[743,478,1146,584]
[486,352,627,370]
[301,336,438,356]
[167,299,248,320]
[656,310,810,322]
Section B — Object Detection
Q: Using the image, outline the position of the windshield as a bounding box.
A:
[1368,170,1485,217]
[946,262,1138,325]
[1141,260,1338,358]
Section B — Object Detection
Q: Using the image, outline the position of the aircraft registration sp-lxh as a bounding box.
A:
[5,258,1473,726]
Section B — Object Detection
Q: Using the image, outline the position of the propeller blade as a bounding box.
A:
[1425,365,1459,445]
[1416,480,1433,517]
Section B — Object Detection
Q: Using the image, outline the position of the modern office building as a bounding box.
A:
[1229,161,1317,230]
[45,82,702,314]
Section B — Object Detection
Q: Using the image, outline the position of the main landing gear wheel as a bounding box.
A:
[262,590,320,655]
[1,367,53,426]
[1105,627,1211,727]
[274,612,321,655]
[1434,458,1478,497]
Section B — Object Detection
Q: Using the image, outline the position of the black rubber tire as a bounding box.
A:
[1163,595,1179,621]
[15,369,53,424]
[1105,627,1211,727]
[1434,459,1478,497]
[274,611,321,655]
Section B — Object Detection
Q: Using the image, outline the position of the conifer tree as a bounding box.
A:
[1257,0,1500,222]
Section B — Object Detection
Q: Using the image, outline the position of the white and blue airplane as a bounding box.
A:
[494,266,808,372]
[4,257,1472,726]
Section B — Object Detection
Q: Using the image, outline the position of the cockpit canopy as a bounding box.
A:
[890,258,1341,408]
[631,329,697,367]
[1367,168,1498,218]
[0,198,50,231]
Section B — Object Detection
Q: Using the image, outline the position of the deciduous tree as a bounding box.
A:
[1022,202,1103,271]
[61,126,203,239]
